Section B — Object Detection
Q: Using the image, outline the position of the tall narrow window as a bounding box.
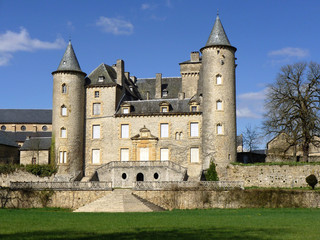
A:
[62,84,67,93]
[217,124,223,135]
[190,122,199,137]
[92,149,100,164]
[120,148,129,161]
[216,100,222,110]
[216,75,222,85]
[60,127,66,138]
[160,148,169,161]
[59,151,67,163]
[61,105,67,116]
[93,103,101,115]
[190,147,199,163]
[92,125,100,139]
[121,124,129,138]
[160,123,169,138]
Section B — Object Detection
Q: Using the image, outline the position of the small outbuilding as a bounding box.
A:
[20,137,51,165]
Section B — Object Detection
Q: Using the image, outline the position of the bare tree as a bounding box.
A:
[264,62,320,162]
[242,125,261,152]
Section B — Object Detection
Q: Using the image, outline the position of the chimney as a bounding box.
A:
[178,92,185,100]
[146,91,150,100]
[190,51,200,62]
[155,73,162,99]
[116,59,124,86]
[131,76,137,84]
[124,72,130,80]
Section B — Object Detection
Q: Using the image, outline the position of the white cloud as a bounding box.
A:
[237,88,267,119]
[141,3,157,10]
[268,47,309,58]
[96,17,133,35]
[0,27,66,66]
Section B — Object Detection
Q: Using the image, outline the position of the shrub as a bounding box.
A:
[205,161,219,181]
[306,174,318,190]
[0,164,22,175]
[26,164,57,177]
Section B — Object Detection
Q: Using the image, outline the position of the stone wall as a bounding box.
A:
[221,164,320,188]
[0,170,54,187]
[134,189,320,210]
[0,189,109,209]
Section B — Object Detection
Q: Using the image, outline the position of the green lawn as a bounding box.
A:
[0,208,320,239]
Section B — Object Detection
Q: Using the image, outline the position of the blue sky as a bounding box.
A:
[1,0,320,146]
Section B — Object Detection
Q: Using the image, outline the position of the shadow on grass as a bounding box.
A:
[0,227,290,240]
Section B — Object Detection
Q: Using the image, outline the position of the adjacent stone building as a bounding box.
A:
[50,14,238,186]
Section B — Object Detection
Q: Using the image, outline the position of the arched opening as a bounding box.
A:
[136,173,144,181]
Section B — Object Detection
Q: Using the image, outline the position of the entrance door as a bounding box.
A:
[140,147,149,161]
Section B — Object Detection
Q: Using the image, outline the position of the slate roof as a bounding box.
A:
[9,131,52,143]
[135,77,182,100]
[205,15,232,47]
[86,63,117,87]
[20,137,52,151]
[56,41,82,72]
[116,98,196,115]
[0,109,52,124]
[0,131,19,147]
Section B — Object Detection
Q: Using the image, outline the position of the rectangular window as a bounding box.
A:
[120,148,129,161]
[160,123,169,138]
[121,124,129,138]
[217,101,222,110]
[190,122,199,137]
[161,107,168,112]
[92,125,100,139]
[160,148,169,161]
[60,128,66,138]
[191,106,197,112]
[59,151,67,163]
[190,148,199,163]
[93,103,101,115]
[216,75,222,85]
[92,149,100,164]
[123,108,129,114]
[61,106,67,116]
[94,91,99,98]
[217,124,223,135]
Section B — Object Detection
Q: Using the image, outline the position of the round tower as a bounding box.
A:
[52,41,86,178]
[199,15,237,171]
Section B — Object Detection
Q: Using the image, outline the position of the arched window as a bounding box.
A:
[61,105,67,116]
[60,127,67,138]
[216,75,222,85]
[62,84,67,94]
[216,100,222,110]
[217,124,223,135]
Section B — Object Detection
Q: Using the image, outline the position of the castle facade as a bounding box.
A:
[51,15,237,186]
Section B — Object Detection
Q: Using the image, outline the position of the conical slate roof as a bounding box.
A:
[56,41,82,71]
[205,15,231,47]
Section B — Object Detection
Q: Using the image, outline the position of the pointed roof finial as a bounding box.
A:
[205,14,231,47]
[56,40,82,72]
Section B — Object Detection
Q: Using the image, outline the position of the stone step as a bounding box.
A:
[74,189,164,212]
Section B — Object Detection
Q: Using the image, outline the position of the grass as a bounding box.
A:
[0,208,320,239]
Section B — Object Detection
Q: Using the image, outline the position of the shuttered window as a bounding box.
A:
[160,148,169,161]
[93,103,101,115]
[190,122,199,137]
[92,149,100,164]
[121,124,129,138]
[92,125,100,139]
[120,148,129,161]
[160,123,169,138]
[190,148,199,163]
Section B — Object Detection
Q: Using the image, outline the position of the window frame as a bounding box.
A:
[190,122,199,138]
[190,147,200,163]
[91,149,101,164]
[59,151,67,164]
[120,148,129,162]
[92,103,101,116]
[120,124,130,139]
[160,123,169,138]
[92,125,101,139]
[60,127,67,138]
[216,75,222,85]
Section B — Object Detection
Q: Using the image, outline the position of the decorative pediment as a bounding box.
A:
[131,126,158,140]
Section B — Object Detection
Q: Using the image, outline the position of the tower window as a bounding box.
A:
[61,105,67,116]
[216,100,222,110]
[94,91,100,98]
[62,84,67,94]
[92,125,100,139]
[98,76,105,82]
[59,151,67,163]
[217,124,223,135]
[60,127,67,138]
[216,75,222,85]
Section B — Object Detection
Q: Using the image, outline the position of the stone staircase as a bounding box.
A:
[74,189,164,212]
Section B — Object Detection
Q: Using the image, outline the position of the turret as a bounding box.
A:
[199,15,237,172]
[52,41,86,178]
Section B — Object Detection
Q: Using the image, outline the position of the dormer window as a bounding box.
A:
[121,103,131,114]
[98,76,105,82]
[159,101,170,113]
[189,101,199,112]
[162,89,168,97]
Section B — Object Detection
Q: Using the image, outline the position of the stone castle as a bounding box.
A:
[49,14,237,186]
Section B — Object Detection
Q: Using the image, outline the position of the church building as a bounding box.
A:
[51,15,237,186]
